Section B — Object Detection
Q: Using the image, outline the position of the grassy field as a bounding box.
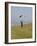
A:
[11,23,32,39]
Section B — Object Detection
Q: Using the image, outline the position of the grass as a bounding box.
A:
[11,23,32,39]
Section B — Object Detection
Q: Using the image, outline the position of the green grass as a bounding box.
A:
[11,23,32,39]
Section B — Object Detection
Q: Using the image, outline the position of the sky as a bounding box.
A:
[11,6,32,25]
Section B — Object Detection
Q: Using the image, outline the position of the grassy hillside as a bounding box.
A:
[11,23,32,39]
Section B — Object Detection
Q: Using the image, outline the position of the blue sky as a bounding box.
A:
[11,6,32,25]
